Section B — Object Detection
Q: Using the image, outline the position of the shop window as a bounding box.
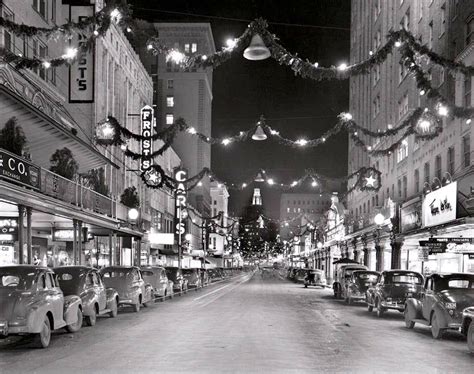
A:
[463,134,471,167]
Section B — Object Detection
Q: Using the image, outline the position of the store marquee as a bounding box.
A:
[422,182,457,228]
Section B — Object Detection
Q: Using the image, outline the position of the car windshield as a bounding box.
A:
[390,273,422,284]
[0,269,36,290]
[354,273,379,283]
[436,275,474,290]
[101,270,128,278]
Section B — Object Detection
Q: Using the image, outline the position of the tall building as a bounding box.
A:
[252,188,263,206]
[138,22,216,216]
[343,0,474,274]
[208,181,230,260]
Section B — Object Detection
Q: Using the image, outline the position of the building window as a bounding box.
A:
[424,162,430,184]
[440,4,446,36]
[374,0,381,19]
[418,0,423,20]
[166,96,174,107]
[403,176,407,198]
[464,76,472,107]
[397,179,402,198]
[184,43,190,53]
[2,9,13,52]
[447,146,455,175]
[33,0,47,19]
[166,114,174,125]
[400,8,410,31]
[463,134,471,167]
[51,0,56,23]
[286,207,290,213]
[435,154,442,180]
[399,62,408,83]
[167,79,173,89]
[373,95,380,118]
[429,21,433,49]
[191,43,197,53]
[373,30,382,51]
[39,43,47,80]
[439,67,445,86]
[397,140,408,162]
[398,93,409,119]
[466,16,474,46]
[414,169,420,193]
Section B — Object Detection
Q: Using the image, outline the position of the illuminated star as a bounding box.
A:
[365,175,376,187]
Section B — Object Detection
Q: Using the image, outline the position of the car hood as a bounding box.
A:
[439,289,474,310]
[0,289,22,321]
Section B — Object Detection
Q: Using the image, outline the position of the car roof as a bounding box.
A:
[54,266,94,274]
[352,270,380,275]
[429,272,474,279]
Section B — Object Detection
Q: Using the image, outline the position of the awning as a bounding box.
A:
[0,85,118,172]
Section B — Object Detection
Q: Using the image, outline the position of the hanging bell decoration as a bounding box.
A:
[243,34,271,61]
[252,124,267,141]
[254,171,265,182]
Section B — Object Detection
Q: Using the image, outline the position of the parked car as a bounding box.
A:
[295,269,309,283]
[165,267,188,294]
[54,266,119,326]
[200,269,209,286]
[0,265,83,348]
[208,268,224,281]
[333,264,368,299]
[404,273,474,339]
[99,266,153,312]
[304,269,327,288]
[183,268,202,289]
[366,270,424,317]
[343,270,380,304]
[461,307,474,353]
[141,266,174,299]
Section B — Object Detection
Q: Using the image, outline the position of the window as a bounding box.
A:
[373,30,382,51]
[184,43,190,53]
[373,95,380,117]
[166,96,174,107]
[447,146,455,175]
[403,176,407,198]
[167,79,173,89]
[400,8,410,31]
[399,62,408,83]
[191,43,197,53]
[429,21,433,49]
[51,0,56,23]
[2,9,13,52]
[465,76,472,107]
[424,162,430,184]
[166,114,174,125]
[467,17,474,46]
[414,169,420,193]
[418,0,423,20]
[286,207,290,213]
[45,273,53,289]
[397,179,402,198]
[374,0,381,19]
[435,154,442,180]
[439,67,445,86]
[39,44,47,80]
[373,65,380,85]
[440,4,446,36]
[463,134,471,167]
[33,0,47,19]
[397,140,408,162]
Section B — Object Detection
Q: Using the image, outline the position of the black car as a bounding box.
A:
[344,270,380,304]
[165,267,188,294]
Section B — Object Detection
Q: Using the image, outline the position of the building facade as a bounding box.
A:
[208,181,230,266]
[341,0,474,275]
[138,22,216,216]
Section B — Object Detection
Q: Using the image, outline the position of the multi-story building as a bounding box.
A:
[138,22,216,216]
[337,0,474,275]
[208,181,230,264]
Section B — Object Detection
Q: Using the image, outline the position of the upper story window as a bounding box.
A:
[464,76,472,107]
[439,67,445,86]
[166,96,174,108]
[373,30,382,51]
[398,93,409,119]
[435,154,442,180]
[424,162,430,184]
[400,8,410,31]
[429,21,434,49]
[33,0,47,20]
[418,0,423,21]
[414,169,420,193]
[402,176,407,198]
[373,95,381,118]
[374,0,381,19]
[51,0,56,23]
[184,43,198,54]
[399,62,408,83]
[2,8,13,52]
[466,16,474,46]
[447,146,455,175]
[440,4,446,36]
[397,139,408,162]
[463,134,471,168]
[166,114,174,125]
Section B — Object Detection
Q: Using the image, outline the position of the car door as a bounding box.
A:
[159,269,167,294]
[137,270,146,295]
[46,272,64,322]
[375,273,385,302]
[93,271,107,310]
[422,277,434,320]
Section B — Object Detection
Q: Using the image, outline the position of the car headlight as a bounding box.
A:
[444,302,456,309]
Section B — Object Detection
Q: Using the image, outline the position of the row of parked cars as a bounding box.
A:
[0,265,234,348]
[330,263,474,353]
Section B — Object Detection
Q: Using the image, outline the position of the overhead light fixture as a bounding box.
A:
[252,124,267,141]
[243,34,270,61]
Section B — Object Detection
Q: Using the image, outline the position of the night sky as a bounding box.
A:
[130,0,351,218]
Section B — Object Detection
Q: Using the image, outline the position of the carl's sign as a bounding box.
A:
[140,105,155,171]
[0,149,40,190]
[174,169,188,245]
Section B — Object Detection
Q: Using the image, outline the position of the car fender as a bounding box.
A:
[105,288,119,309]
[26,304,52,333]
[80,291,98,316]
[405,298,423,320]
[144,284,153,302]
[432,303,449,328]
[63,295,82,325]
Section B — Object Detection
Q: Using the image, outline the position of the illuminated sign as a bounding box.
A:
[0,149,40,190]
[174,168,188,247]
[401,198,422,233]
[422,182,457,228]
[68,5,94,103]
[53,228,89,242]
[0,218,17,236]
[140,105,155,171]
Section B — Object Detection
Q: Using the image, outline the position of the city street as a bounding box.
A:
[0,272,472,373]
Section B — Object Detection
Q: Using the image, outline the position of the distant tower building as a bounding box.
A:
[138,23,216,215]
[252,188,262,206]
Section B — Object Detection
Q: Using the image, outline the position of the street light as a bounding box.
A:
[374,213,384,226]
[317,242,323,249]
[128,208,139,221]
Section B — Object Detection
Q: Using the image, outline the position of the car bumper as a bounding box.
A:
[118,298,134,305]
[381,301,405,311]
[0,321,31,335]
[350,294,366,301]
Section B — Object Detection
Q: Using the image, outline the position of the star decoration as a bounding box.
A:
[365,175,377,187]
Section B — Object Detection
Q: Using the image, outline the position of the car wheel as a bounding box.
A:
[66,308,83,333]
[376,300,385,318]
[85,309,97,327]
[109,299,118,318]
[304,284,308,288]
[467,321,474,353]
[431,313,444,339]
[132,302,140,313]
[34,316,51,348]
[404,308,415,329]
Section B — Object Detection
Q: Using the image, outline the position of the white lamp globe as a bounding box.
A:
[128,208,139,220]
[374,213,385,226]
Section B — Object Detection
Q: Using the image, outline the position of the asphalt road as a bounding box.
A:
[0,271,473,373]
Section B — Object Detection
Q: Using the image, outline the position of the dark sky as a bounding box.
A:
[130,0,351,218]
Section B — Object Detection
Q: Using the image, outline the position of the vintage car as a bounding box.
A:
[294,269,309,283]
[404,273,474,339]
[366,270,424,317]
[183,268,202,289]
[54,266,119,325]
[200,269,209,286]
[333,264,368,299]
[165,267,189,294]
[343,270,380,304]
[208,268,224,281]
[304,269,327,288]
[141,266,174,299]
[461,307,474,353]
[0,265,83,348]
[99,266,153,312]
